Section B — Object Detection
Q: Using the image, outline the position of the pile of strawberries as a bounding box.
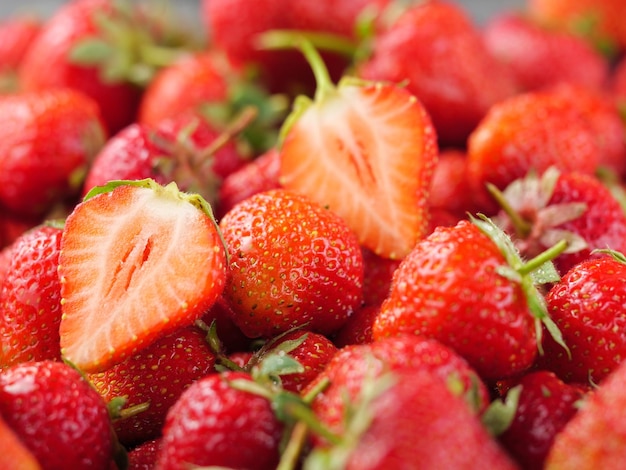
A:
[2,0,626,468]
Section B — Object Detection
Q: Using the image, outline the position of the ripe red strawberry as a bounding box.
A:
[126,438,160,470]
[333,304,379,347]
[0,414,41,470]
[279,42,438,259]
[535,251,626,384]
[0,224,63,369]
[0,15,41,93]
[219,189,363,338]
[89,325,217,446]
[216,147,281,219]
[357,1,517,146]
[496,370,587,469]
[544,357,626,468]
[0,361,114,470]
[82,112,248,206]
[0,88,106,217]
[306,368,518,470]
[306,333,491,440]
[58,179,227,373]
[373,219,561,381]
[466,89,600,213]
[156,370,283,470]
[492,169,626,275]
[483,12,610,92]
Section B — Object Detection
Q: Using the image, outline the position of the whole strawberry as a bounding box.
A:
[0,15,41,93]
[156,370,283,470]
[0,361,114,470]
[373,218,560,381]
[89,325,217,446]
[219,189,364,338]
[0,88,106,217]
[536,250,626,384]
[0,224,63,369]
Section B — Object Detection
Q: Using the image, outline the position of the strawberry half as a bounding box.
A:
[58,179,227,373]
[273,37,438,259]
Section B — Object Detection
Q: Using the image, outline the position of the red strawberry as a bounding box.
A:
[359,247,401,308]
[278,41,438,259]
[219,189,363,338]
[333,304,379,347]
[306,333,491,440]
[0,15,41,93]
[357,1,517,146]
[0,361,114,470]
[373,219,561,381]
[156,370,283,470]
[496,370,587,469]
[307,368,518,470]
[466,89,600,213]
[483,12,610,92]
[126,438,160,470]
[0,224,63,369]
[535,251,626,384]
[544,357,626,467]
[58,179,227,373]
[0,414,41,470]
[492,169,626,275]
[0,88,106,217]
[89,325,217,446]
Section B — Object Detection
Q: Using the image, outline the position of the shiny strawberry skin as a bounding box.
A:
[156,370,283,470]
[0,88,106,217]
[0,361,114,470]
[374,220,537,381]
[219,189,364,338]
[0,225,63,369]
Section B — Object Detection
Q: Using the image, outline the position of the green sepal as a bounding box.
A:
[482,385,522,436]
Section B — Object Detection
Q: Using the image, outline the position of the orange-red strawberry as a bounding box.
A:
[58,179,227,373]
[89,325,217,446]
[0,414,41,470]
[219,189,363,338]
[466,89,600,213]
[278,41,438,259]
[0,224,63,369]
[0,88,106,217]
[373,219,562,381]
[0,361,114,470]
[483,12,610,92]
[357,1,517,147]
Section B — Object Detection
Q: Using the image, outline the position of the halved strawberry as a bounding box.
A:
[58,179,227,373]
[276,39,438,259]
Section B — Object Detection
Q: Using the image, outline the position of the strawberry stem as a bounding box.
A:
[486,182,532,238]
[257,29,358,59]
[517,239,568,277]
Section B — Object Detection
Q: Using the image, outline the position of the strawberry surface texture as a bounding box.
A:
[2,0,626,468]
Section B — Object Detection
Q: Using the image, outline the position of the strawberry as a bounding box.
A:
[0,360,114,470]
[544,357,626,468]
[0,414,41,470]
[373,218,564,381]
[466,89,600,213]
[88,325,217,446]
[333,304,380,347]
[18,0,199,134]
[359,247,402,308]
[219,188,363,338]
[491,168,626,275]
[277,40,438,259]
[535,250,626,384]
[306,333,491,441]
[306,368,518,470]
[0,15,41,93]
[126,438,160,470]
[496,370,587,469]
[483,12,610,92]
[0,224,63,369]
[58,179,228,373]
[357,1,517,147]
[0,88,106,217]
[156,370,283,470]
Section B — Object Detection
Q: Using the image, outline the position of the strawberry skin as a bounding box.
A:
[0,414,41,470]
[58,180,227,373]
[219,189,364,338]
[0,224,63,369]
[280,82,438,259]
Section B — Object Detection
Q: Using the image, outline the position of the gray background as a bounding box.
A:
[0,1,527,26]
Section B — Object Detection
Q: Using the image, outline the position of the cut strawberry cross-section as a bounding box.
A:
[59,179,227,373]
